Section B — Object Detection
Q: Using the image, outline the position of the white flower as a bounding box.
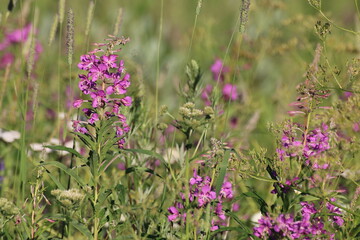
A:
[163,144,186,164]
[0,129,21,143]
[251,212,262,225]
[29,143,52,153]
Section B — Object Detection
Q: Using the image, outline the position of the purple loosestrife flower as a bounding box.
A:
[167,202,186,222]
[0,52,14,68]
[303,124,330,158]
[222,83,239,101]
[277,123,330,165]
[326,198,344,227]
[72,36,132,149]
[254,201,340,239]
[168,169,234,231]
[211,59,229,82]
[0,24,42,69]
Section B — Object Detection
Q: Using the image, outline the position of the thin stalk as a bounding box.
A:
[322,42,342,89]
[213,8,242,99]
[224,33,243,134]
[308,2,360,35]
[187,0,203,60]
[355,0,360,20]
[318,10,360,35]
[155,0,164,139]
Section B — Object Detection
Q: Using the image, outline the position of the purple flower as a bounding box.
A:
[211,59,229,82]
[326,199,344,227]
[219,181,233,199]
[253,201,339,239]
[353,122,360,132]
[101,54,118,68]
[72,120,88,134]
[78,54,96,70]
[90,90,107,108]
[168,169,235,232]
[88,113,99,124]
[73,99,83,108]
[120,96,132,106]
[303,124,330,158]
[117,162,126,170]
[189,169,202,185]
[88,62,108,81]
[277,123,330,163]
[167,202,186,222]
[0,52,14,68]
[222,83,239,101]
[197,185,217,207]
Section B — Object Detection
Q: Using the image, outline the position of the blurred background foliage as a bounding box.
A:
[0,0,358,150]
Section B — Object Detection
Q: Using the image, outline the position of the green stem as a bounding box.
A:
[155,0,164,141]
[310,5,360,35]
[355,0,360,20]
[323,42,342,89]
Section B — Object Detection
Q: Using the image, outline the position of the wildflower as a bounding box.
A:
[277,123,330,162]
[168,169,234,231]
[0,52,14,68]
[0,24,42,69]
[72,36,132,148]
[326,198,344,227]
[303,124,330,158]
[0,129,21,143]
[73,99,83,108]
[353,122,360,132]
[253,201,340,239]
[211,59,229,82]
[222,83,239,101]
[51,188,85,209]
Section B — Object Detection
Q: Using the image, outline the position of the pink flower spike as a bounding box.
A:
[287,111,305,116]
[45,218,56,223]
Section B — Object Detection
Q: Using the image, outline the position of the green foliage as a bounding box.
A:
[0,0,360,239]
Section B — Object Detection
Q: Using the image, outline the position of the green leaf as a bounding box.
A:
[71,220,93,239]
[42,166,65,190]
[115,184,126,204]
[215,150,230,195]
[210,227,245,237]
[225,211,252,233]
[247,173,279,183]
[44,145,83,159]
[123,148,170,171]
[242,191,268,214]
[125,166,163,178]
[96,118,116,143]
[73,131,96,149]
[40,161,86,187]
[100,137,119,157]
[98,189,112,206]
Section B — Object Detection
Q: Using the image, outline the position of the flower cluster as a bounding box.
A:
[253,201,343,239]
[277,123,330,164]
[0,24,42,68]
[201,59,239,106]
[168,169,234,231]
[303,124,330,159]
[72,36,131,148]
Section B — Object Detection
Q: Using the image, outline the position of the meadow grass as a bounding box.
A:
[0,0,359,239]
